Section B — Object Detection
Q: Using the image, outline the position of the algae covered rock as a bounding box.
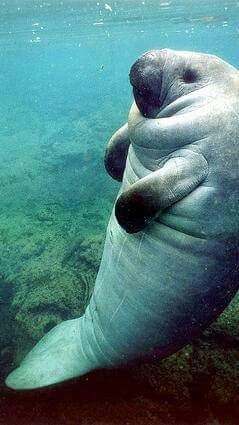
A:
[11,233,104,344]
[0,274,15,383]
[133,292,239,422]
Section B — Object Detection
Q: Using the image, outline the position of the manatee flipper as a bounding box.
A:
[104,123,130,181]
[116,151,209,233]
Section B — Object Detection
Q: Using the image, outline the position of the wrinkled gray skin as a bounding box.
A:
[6,49,239,390]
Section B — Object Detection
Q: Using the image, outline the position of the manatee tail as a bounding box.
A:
[5,221,129,391]
[5,317,106,390]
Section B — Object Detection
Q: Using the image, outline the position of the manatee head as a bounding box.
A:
[129,48,231,118]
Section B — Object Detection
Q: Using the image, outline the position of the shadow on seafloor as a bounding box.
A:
[0,365,238,425]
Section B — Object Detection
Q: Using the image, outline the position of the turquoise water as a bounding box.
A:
[0,1,239,423]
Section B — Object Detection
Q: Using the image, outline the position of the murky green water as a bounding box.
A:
[0,1,238,424]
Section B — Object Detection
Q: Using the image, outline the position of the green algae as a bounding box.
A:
[133,294,239,422]
[0,98,116,382]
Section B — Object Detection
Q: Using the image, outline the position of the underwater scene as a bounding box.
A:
[0,0,239,424]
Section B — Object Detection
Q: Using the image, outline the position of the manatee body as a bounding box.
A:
[6,49,239,390]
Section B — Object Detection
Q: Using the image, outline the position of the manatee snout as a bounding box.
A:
[130,49,207,118]
[129,49,168,118]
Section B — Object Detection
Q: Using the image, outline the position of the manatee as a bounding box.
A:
[6,49,239,390]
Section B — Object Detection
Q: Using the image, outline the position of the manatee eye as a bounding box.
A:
[183,69,198,83]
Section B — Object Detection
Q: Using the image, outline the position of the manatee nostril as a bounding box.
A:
[183,69,198,83]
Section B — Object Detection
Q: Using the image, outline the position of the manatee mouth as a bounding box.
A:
[129,50,166,118]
